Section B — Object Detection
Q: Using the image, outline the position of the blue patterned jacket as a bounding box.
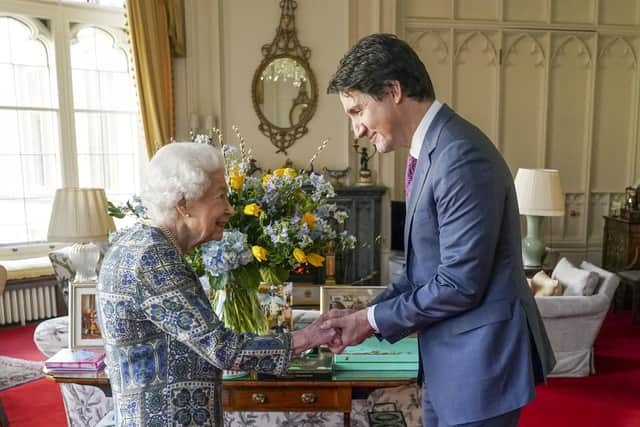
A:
[96,223,292,426]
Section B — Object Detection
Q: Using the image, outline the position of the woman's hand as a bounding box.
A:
[291,316,339,355]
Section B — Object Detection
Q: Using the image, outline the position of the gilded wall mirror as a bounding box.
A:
[252,0,317,154]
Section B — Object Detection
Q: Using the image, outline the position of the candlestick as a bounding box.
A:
[189,113,199,131]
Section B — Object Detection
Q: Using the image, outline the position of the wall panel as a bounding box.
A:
[408,29,452,104]
[547,33,594,193]
[405,0,450,19]
[454,0,499,21]
[598,0,640,26]
[453,31,500,143]
[551,0,595,24]
[591,36,637,192]
[503,0,547,22]
[501,32,546,172]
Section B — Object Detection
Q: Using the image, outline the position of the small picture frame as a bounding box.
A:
[69,282,103,348]
[320,285,386,313]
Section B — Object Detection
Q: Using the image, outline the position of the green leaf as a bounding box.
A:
[107,201,125,219]
[231,263,261,290]
[259,265,289,285]
[210,274,227,291]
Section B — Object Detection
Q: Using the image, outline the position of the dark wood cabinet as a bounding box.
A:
[333,186,386,284]
[602,216,640,272]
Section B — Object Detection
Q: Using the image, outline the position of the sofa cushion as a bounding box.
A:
[0,256,54,280]
[580,261,620,300]
[532,270,562,296]
[552,258,599,296]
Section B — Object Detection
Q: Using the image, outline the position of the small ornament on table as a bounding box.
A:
[323,167,350,187]
[353,138,377,186]
[324,240,337,285]
[626,186,637,210]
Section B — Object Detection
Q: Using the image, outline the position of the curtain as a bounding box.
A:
[165,0,186,57]
[126,0,182,157]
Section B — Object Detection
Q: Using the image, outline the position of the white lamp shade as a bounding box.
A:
[47,188,115,242]
[514,169,565,217]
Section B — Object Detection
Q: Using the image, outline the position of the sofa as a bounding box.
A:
[534,260,620,377]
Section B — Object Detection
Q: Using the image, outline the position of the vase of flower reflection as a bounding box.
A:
[258,281,293,333]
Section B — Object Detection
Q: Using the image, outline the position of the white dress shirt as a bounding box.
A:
[366,100,443,332]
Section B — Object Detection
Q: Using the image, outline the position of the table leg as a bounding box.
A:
[0,398,9,427]
[344,410,350,427]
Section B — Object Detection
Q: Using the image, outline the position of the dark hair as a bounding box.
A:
[327,33,435,101]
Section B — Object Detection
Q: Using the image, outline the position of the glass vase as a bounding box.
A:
[211,284,268,335]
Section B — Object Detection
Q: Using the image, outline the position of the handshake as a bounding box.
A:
[291,308,375,356]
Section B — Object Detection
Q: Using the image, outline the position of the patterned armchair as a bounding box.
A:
[34,316,114,427]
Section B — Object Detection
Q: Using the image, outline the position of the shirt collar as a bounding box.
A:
[409,100,443,159]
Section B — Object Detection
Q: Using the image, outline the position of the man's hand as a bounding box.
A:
[291,315,337,355]
[320,308,374,353]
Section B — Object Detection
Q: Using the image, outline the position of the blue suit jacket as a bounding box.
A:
[373,105,555,425]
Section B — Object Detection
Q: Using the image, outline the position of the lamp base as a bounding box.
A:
[522,215,546,269]
[68,242,100,283]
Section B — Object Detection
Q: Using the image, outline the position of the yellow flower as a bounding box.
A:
[307,253,325,267]
[284,168,297,177]
[293,248,307,264]
[243,203,262,217]
[228,172,245,190]
[262,174,272,187]
[273,168,286,177]
[252,245,268,262]
[302,212,316,229]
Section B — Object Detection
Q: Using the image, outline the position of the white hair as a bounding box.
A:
[141,142,225,224]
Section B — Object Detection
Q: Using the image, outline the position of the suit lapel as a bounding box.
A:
[404,105,455,258]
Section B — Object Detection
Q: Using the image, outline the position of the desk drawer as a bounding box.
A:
[223,385,351,412]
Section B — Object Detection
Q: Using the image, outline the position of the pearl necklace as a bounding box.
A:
[157,225,183,255]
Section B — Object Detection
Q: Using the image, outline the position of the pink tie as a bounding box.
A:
[405,154,418,199]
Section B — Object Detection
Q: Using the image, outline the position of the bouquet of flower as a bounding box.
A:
[200,129,356,334]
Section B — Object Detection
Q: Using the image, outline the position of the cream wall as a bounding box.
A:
[174,0,352,173]
[398,0,640,265]
[173,0,399,280]
[174,0,640,269]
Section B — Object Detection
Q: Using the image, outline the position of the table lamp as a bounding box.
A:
[514,169,565,269]
[47,188,115,283]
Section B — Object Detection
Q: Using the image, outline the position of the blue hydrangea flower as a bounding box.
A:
[200,230,253,276]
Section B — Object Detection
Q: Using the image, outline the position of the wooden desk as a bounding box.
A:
[44,368,416,427]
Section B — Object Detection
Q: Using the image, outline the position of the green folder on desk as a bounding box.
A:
[333,337,418,371]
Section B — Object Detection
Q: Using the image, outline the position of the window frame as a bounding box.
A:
[0,0,142,259]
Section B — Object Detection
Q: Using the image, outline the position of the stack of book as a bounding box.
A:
[257,348,333,380]
[44,348,106,373]
[333,337,418,372]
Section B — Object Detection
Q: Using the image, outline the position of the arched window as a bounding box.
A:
[0,16,60,244]
[0,2,142,251]
[71,26,141,200]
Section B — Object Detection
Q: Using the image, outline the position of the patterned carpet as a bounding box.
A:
[0,356,44,391]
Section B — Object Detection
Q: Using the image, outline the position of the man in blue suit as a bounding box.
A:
[323,34,556,426]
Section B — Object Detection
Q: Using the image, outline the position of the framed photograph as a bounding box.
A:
[320,285,386,313]
[69,282,104,348]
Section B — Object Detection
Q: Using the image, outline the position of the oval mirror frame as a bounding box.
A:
[251,0,317,155]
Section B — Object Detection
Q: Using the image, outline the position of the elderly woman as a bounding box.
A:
[96,142,335,427]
